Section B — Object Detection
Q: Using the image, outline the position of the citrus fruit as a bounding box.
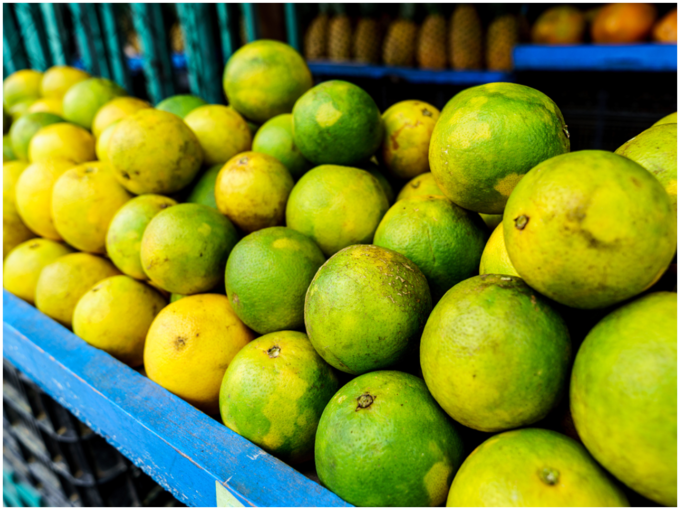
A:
[219,331,339,463]
[504,150,676,309]
[286,165,389,256]
[61,77,127,129]
[91,96,150,138]
[225,227,325,334]
[3,134,15,161]
[184,105,252,166]
[15,158,77,240]
[479,223,519,277]
[40,66,90,99]
[531,6,586,44]
[8,99,36,122]
[571,292,677,506]
[316,370,465,507]
[52,161,132,253]
[155,94,207,118]
[186,164,221,209]
[108,109,203,194]
[3,70,42,108]
[430,82,570,214]
[140,203,239,295]
[380,100,440,179]
[396,172,445,201]
[653,111,677,126]
[421,274,571,432]
[360,160,396,204]
[27,97,63,115]
[591,3,657,43]
[3,160,35,258]
[653,8,677,42]
[374,196,488,301]
[95,120,118,163]
[223,40,313,123]
[3,238,74,304]
[73,275,167,367]
[35,252,121,327]
[447,428,629,506]
[479,212,503,230]
[292,80,383,165]
[106,194,178,280]
[305,244,432,374]
[252,113,312,179]
[9,112,64,160]
[144,294,254,414]
[215,151,294,233]
[28,122,96,163]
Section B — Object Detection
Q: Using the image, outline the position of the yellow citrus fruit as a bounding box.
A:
[29,122,96,163]
[35,252,121,327]
[15,158,77,240]
[3,70,43,108]
[8,98,37,121]
[73,275,167,367]
[40,66,90,99]
[3,238,74,304]
[479,223,519,276]
[215,151,294,233]
[108,109,203,194]
[95,120,119,163]
[91,96,151,138]
[396,172,445,201]
[52,161,132,253]
[653,111,677,126]
[27,97,63,116]
[9,112,63,161]
[3,160,35,258]
[61,77,127,129]
[380,100,440,179]
[144,294,255,414]
[184,105,252,166]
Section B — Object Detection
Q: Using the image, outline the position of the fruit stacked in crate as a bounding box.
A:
[3,32,677,508]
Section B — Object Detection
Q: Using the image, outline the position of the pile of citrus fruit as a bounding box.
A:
[3,38,677,507]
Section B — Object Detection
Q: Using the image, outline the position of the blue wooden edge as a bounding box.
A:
[2,290,350,508]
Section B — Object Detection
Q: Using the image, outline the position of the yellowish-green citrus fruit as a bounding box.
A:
[186,164,221,209]
[144,294,254,414]
[27,97,62,116]
[15,158,77,240]
[3,70,43,108]
[8,99,37,122]
[3,134,15,161]
[155,94,207,119]
[184,105,252,166]
[286,165,389,257]
[140,203,239,295]
[108,109,203,194]
[316,370,465,507]
[380,100,440,179]
[3,238,74,304]
[374,196,488,301]
[106,194,178,280]
[479,223,519,276]
[91,96,150,138]
[9,112,64,160]
[40,66,90,99]
[305,244,432,374]
[225,227,325,334]
[504,150,676,309]
[29,122,96,163]
[292,80,383,165]
[430,82,570,214]
[3,160,35,258]
[52,161,132,253]
[653,111,677,126]
[396,172,444,201]
[223,40,313,123]
[73,275,167,367]
[215,151,294,233]
[571,292,677,506]
[360,161,396,204]
[421,275,571,432]
[219,330,339,463]
[252,113,312,179]
[35,252,121,327]
[95,120,119,163]
[61,77,127,129]
[479,212,503,230]
[447,428,629,506]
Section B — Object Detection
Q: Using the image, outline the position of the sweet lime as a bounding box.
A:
[186,164,221,209]
[252,113,312,179]
[9,112,63,160]
[396,172,445,201]
[61,77,127,129]
[40,66,90,99]
[91,96,150,138]
[155,94,207,119]
[184,105,252,166]
[29,122,95,163]
[3,70,42,108]
[479,223,519,276]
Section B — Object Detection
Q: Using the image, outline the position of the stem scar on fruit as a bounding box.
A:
[356,393,375,411]
[515,215,529,230]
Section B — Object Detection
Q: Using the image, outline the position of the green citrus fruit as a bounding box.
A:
[8,99,37,122]
[571,292,677,506]
[479,212,503,230]
[305,244,432,374]
[316,370,465,507]
[421,275,571,432]
[504,150,676,309]
[184,105,252,166]
[3,70,42,108]
[292,80,383,165]
[61,77,127,129]
[9,112,63,160]
[447,428,629,506]
[91,96,150,138]
[252,113,312,179]
[40,66,90,99]
[360,161,395,204]
[3,134,15,161]
[430,82,570,213]
[29,122,95,163]
[396,172,445,201]
[479,223,519,276]
[652,111,677,126]
[374,196,488,301]
[286,165,389,257]
[219,330,338,463]
[155,94,207,119]
[186,164,221,209]
[224,40,312,123]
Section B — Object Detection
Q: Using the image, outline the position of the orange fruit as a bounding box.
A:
[591,3,657,43]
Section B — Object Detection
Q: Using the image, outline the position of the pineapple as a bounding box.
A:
[304,4,329,60]
[328,4,352,62]
[353,4,382,63]
[169,23,184,53]
[383,4,418,67]
[486,14,518,71]
[450,4,483,70]
[417,4,447,69]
